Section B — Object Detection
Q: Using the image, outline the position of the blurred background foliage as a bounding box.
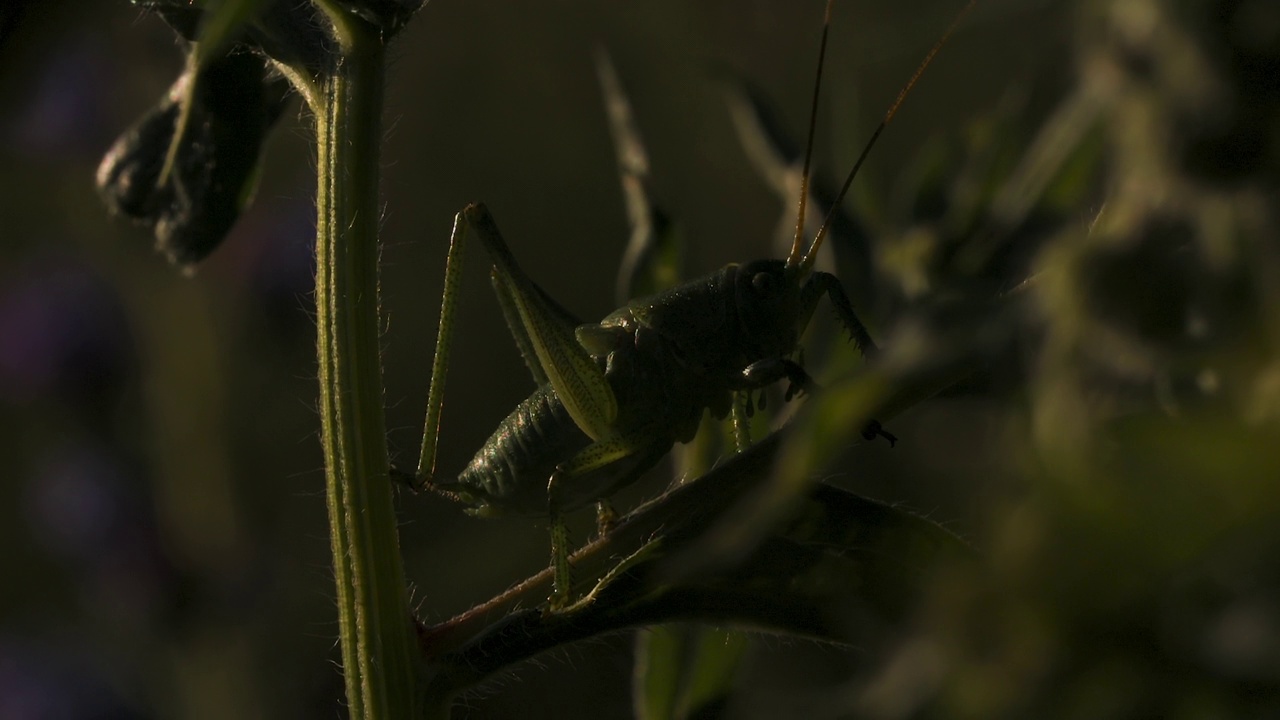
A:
[1,0,1277,717]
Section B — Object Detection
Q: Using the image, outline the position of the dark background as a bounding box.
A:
[10,0,1274,718]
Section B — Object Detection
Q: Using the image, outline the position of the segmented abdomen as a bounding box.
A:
[450,384,592,516]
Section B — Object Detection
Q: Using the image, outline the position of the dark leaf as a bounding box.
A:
[96,51,292,267]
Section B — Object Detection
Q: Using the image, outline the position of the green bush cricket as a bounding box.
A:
[407,0,975,608]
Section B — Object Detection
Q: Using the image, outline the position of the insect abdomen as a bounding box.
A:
[450,384,591,517]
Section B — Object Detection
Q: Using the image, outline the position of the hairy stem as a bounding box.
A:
[312,11,419,718]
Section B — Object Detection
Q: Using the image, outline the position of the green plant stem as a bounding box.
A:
[312,13,419,719]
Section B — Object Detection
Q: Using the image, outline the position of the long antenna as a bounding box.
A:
[800,0,977,272]
[785,0,835,269]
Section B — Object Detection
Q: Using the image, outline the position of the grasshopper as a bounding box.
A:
[408,0,975,608]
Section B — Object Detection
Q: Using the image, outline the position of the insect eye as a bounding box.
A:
[752,272,775,293]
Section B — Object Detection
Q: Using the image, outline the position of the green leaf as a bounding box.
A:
[97,51,292,266]
[634,625,684,720]
[634,625,748,720]
[419,432,972,698]
[675,627,749,719]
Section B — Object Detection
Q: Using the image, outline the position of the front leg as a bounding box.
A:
[792,271,897,445]
[739,357,816,401]
[799,270,877,359]
[737,357,896,446]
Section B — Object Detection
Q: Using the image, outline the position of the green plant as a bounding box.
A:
[92,0,1280,717]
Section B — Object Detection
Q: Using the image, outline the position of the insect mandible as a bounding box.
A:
[405,0,976,608]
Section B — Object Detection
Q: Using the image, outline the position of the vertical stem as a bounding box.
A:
[312,15,420,719]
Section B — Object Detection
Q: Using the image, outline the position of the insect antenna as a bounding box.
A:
[784,0,835,269]
[799,0,977,273]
